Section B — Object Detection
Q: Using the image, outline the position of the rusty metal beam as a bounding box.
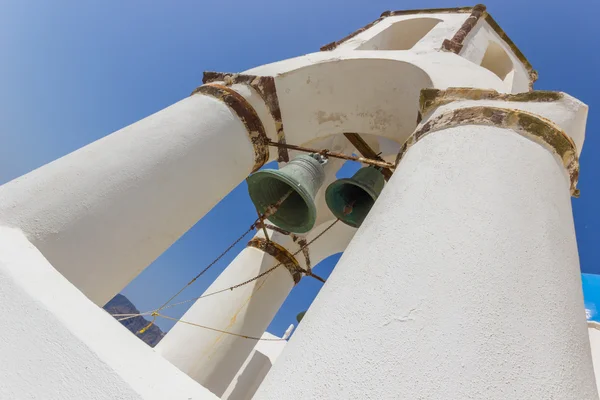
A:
[343,132,393,180]
[267,140,395,170]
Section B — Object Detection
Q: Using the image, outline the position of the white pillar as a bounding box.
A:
[156,227,300,397]
[255,98,597,399]
[588,322,600,393]
[0,89,267,305]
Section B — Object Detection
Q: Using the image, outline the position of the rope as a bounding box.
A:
[152,224,256,315]
[113,218,338,330]
[155,313,287,341]
[153,218,338,312]
[109,191,338,337]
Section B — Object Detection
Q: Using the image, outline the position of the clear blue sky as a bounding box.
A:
[1,1,599,335]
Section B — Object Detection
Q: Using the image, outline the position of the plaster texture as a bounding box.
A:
[423,92,588,155]
[255,114,596,399]
[222,331,289,400]
[0,227,218,400]
[157,150,356,396]
[589,322,600,393]
[0,94,255,305]
[1,7,587,400]
[156,227,298,397]
[240,11,532,161]
[459,18,530,92]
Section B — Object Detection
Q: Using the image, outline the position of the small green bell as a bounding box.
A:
[296,311,306,323]
[325,166,385,228]
[247,154,326,234]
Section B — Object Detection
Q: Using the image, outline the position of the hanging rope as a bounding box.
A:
[155,313,287,341]
[152,223,256,316]
[144,218,338,314]
[110,219,339,338]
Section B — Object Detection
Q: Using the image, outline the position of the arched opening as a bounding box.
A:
[480,41,514,81]
[357,18,442,51]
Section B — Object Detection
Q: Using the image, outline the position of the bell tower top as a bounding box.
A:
[320,4,536,92]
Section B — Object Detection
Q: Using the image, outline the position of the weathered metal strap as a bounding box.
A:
[203,72,289,163]
[320,6,473,51]
[192,83,269,172]
[396,106,580,197]
[247,237,302,284]
[291,234,312,271]
[419,88,564,117]
[441,4,486,53]
[440,5,537,90]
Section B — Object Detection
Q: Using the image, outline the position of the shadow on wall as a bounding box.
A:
[225,352,272,400]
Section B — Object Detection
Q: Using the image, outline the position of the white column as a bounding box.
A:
[255,107,597,399]
[156,227,299,397]
[0,92,262,305]
[588,322,600,393]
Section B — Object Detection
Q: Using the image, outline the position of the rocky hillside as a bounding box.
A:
[103,294,165,347]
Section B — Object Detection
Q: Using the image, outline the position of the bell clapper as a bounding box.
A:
[343,200,356,216]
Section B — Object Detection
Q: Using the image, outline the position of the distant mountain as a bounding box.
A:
[103,294,165,347]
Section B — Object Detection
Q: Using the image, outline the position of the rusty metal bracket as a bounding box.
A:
[419,88,564,118]
[203,71,289,163]
[291,234,312,273]
[343,132,393,180]
[440,5,537,90]
[441,4,487,54]
[268,140,395,170]
[320,6,474,51]
[247,237,302,284]
[192,83,269,172]
[397,106,580,197]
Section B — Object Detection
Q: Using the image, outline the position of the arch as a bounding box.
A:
[480,41,514,81]
[357,18,442,51]
[263,58,434,151]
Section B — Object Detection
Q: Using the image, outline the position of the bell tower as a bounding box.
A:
[0,4,594,400]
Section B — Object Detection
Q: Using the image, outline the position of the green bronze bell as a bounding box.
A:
[325,166,385,228]
[247,154,327,234]
[296,311,306,323]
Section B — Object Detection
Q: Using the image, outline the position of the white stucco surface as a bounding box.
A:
[156,154,356,396]
[0,227,218,400]
[0,94,255,305]
[424,93,588,155]
[460,19,530,93]
[256,122,597,399]
[589,322,600,392]
[222,331,289,400]
[156,227,298,397]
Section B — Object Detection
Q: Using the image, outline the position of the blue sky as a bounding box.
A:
[1,1,599,335]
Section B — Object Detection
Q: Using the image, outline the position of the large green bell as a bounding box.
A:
[247,154,326,234]
[325,166,385,228]
[296,311,306,323]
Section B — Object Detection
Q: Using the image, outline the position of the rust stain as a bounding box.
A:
[320,6,474,52]
[291,235,312,271]
[397,105,580,197]
[200,269,273,362]
[192,83,269,172]
[248,237,302,284]
[315,110,348,125]
[440,5,537,89]
[202,71,289,162]
[419,88,564,116]
[441,4,486,54]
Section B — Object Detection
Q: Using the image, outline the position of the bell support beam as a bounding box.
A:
[342,132,393,180]
[254,91,596,399]
[0,84,269,306]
